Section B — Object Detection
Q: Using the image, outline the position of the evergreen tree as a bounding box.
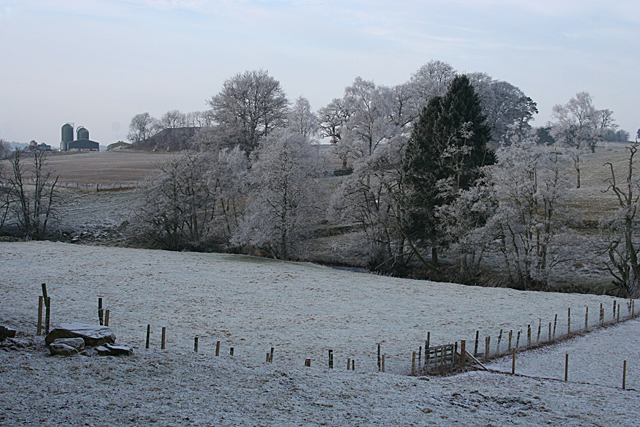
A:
[402,75,494,267]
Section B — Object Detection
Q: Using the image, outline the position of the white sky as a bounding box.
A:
[1,0,638,145]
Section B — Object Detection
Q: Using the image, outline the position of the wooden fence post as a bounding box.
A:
[98,298,104,326]
[564,354,569,382]
[44,297,50,335]
[623,360,627,390]
[527,325,531,347]
[377,343,381,372]
[461,340,466,365]
[553,314,558,339]
[194,337,198,353]
[412,351,416,376]
[548,322,552,342]
[585,307,589,331]
[485,336,490,361]
[511,348,516,375]
[230,348,234,356]
[508,330,513,351]
[216,341,221,356]
[161,327,166,350]
[270,347,275,363]
[382,354,386,373]
[37,296,43,336]
[516,331,521,349]
[145,324,150,349]
[536,321,541,344]
[474,331,479,357]
[104,310,110,327]
[567,308,571,336]
[497,330,503,354]
[305,358,311,367]
[328,350,333,369]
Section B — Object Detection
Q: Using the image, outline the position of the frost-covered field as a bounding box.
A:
[2,241,640,426]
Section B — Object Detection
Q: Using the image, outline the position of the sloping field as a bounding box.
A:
[34,151,176,186]
[1,241,640,425]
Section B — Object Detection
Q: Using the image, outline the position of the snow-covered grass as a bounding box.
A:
[2,241,640,426]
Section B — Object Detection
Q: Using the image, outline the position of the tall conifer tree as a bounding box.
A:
[402,75,494,267]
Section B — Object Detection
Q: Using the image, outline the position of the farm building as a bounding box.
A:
[59,123,100,152]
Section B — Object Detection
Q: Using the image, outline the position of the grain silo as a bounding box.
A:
[76,126,89,141]
[60,123,73,151]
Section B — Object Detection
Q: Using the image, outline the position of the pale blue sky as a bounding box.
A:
[1,0,638,145]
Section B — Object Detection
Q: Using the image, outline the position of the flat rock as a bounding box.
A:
[95,346,111,356]
[49,343,78,356]
[45,323,116,347]
[105,343,133,356]
[52,337,85,351]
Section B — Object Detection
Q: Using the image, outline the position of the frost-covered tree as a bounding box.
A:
[208,70,289,152]
[408,60,456,106]
[344,77,397,157]
[330,136,410,270]
[211,146,249,240]
[0,139,9,159]
[288,97,319,140]
[488,134,571,289]
[467,72,538,146]
[551,92,617,188]
[233,130,322,259]
[599,143,640,297]
[436,178,496,281]
[325,77,398,168]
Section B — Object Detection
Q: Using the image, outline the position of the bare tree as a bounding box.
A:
[138,151,217,250]
[186,110,215,128]
[0,139,12,231]
[208,70,289,152]
[128,112,158,143]
[7,149,59,239]
[599,143,640,297]
[160,110,187,129]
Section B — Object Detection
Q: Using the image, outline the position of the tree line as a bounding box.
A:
[1,61,638,297]
[119,62,638,297]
